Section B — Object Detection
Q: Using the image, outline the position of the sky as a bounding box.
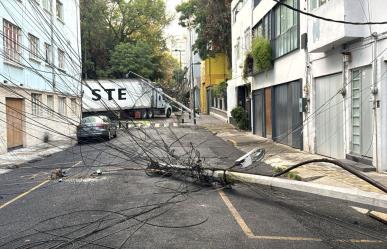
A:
[164,0,185,38]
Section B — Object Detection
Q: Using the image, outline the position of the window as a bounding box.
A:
[310,0,329,10]
[253,12,272,40]
[44,43,52,64]
[28,34,39,61]
[58,97,66,115]
[58,48,65,69]
[244,28,251,50]
[254,0,262,8]
[31,94,42,116]
[3,20,21,63]
[43,0,52,12]
[47,95,54,116]
[232,1,242,23]
[56,0,63,21]
[70,98,77,115]
[273,0,299,58]
[236,37,240,60]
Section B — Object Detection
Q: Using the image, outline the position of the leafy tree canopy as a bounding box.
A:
[176,0,231,64]
[80,0,174,81]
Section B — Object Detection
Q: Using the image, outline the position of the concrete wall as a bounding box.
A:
[200,53,230,113]
[0,86,81,153]
[0,0,81,154]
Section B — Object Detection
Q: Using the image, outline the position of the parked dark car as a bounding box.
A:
[77,116,117,143]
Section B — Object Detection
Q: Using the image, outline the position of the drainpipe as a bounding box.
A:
[341,51,350,157]
[371,33,379,171]
[50,0,56,91]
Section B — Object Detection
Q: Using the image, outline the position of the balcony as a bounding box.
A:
[308,0,369,53]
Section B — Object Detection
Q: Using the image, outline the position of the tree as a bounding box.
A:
[176,0,232,64]
[109,42,156,79]
[80,0,172,79]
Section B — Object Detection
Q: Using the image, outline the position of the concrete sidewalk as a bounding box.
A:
[197,114,387,194]
[0,140,74,170]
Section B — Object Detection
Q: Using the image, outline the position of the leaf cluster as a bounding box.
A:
[251,37,272,73]
[81,0,175,81]
[231,106,248,130]
[176,0,232,63]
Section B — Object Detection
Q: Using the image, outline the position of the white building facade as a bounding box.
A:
[229,0,387,172]
[0,0,82,154]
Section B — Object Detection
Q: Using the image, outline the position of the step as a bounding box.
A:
[340,156,375,172]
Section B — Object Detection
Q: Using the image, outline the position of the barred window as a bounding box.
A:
[29,34,39,61]
[70,98,77,115]
[31,93,42,116]
[58,49,65,69]
[56,0,64,21]
[47,95,54,116]
[3,20,21,63]
[44,43,52,64]
[58,97,66,115]
[43,0,52,12]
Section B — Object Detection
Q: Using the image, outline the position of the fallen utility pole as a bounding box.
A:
[128,71,199,117]
[147,150,387,213]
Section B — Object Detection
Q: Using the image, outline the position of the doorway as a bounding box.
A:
[6,98,24,150]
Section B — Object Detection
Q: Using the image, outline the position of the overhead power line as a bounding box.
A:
[271,0,387,25]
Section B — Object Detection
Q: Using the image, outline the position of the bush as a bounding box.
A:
[213,81,227,97]
[251,37,272,73]
[243,52,254,78]
[231,106,248,130]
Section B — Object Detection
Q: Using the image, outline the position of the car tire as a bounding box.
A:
[148,110,154,119]
[166,109,171,118]
[142,111,147,119]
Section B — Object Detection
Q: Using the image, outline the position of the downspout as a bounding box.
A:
[371,33,379,171]
[50,0,56,91]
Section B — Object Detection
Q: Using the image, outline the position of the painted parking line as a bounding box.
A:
[218,190,383,243]
[0,161,82,210]
[0,180,50,209]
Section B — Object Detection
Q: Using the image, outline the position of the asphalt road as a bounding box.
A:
[0,125,386,249]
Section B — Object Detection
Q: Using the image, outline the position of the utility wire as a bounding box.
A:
[271,0,387,25]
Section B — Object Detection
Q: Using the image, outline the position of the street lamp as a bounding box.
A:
[173,49,184,70]
[173,49,185,91]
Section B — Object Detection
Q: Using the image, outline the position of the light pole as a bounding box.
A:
[173,49,184,89]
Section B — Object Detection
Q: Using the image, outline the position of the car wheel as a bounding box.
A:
[166,109,171,118]
[142,111,147,119]
[148,110,154,119]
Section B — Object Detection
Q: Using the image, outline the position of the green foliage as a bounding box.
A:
[176,0,232,63]
[109,42,156,78]
[231,106,248,130]
[213,81,227,97]
[243,52,254,79]
[272,167,302,181]
[80,0,172,80]
[251,37,272,73]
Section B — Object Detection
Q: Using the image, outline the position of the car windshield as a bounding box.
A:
[81,116,101,124]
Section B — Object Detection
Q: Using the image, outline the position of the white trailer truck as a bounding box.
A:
[82,79,173,119]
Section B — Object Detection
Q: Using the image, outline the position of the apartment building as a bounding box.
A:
[229,0,387,172]
[0,0,82,154]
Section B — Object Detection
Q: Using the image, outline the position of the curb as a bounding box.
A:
[369,211,387,224]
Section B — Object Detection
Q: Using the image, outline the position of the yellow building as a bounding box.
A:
[200,53,230,114]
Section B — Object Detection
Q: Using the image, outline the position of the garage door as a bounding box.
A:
[315,73,344,159]
[252,90,264,136]
[272,81,303,149]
